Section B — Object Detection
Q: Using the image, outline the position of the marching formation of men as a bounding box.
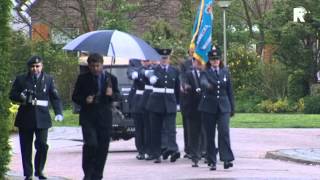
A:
[127,45,235,170]
[9,45,235,180]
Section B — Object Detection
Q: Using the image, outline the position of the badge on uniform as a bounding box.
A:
[223,75,227,82]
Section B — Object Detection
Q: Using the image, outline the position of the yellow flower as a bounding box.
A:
[9,103,19,114]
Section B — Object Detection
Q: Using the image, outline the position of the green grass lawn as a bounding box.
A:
[54,110,320,128]
[52,109,79,127]
[230,113,320,128]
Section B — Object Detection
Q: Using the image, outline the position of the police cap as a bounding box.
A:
[155,48,172,56]
[27,55,43,66]
[208,46,221,60]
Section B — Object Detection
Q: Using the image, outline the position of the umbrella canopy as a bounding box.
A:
[63,30,161,61]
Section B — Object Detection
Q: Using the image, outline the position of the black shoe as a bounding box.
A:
[209,163,217,171]
[183,153,191,159]
[24,176,33,180]
[162,150,172,160]
[204,158,209,164]
[191,160,199,167]
[136,153,145,160]
[154,157,161,163]
[145,155,155,161]
[170,152,180,162]
[37,175,47,180]
[224,161,233,169]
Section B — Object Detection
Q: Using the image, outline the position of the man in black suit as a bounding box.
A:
[179,49,193,158]
[72,53,120,180]
[9,55,63,180]
[146,48,180,163]
[184,59,205,167]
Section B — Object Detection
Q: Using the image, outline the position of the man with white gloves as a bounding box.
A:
[146,48,181,163]
[9,55,63,180]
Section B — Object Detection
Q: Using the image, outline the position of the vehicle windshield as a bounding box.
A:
[107,66,132,86]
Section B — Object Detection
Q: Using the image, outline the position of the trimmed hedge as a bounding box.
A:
[304,96,320,114]
[0,0,13,178]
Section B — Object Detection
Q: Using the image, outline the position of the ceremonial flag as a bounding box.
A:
[190,0,214,64]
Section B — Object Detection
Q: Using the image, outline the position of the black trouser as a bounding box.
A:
[202,111,234,164]
[200,122,207,156]
[132,113,146,154]
[19,128,48,177]
[150,112,178,158]
[181,109,190,154]
[143,111,152,156]
[81,123,111,180]
[187,110,203,162]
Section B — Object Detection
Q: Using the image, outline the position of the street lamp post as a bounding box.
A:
[217,0,231,65]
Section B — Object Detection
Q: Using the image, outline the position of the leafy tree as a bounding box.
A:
[228,43,260,91]
[142,19,186,64]
[0,0,13,178]
[97,0,141,32]
[264,0,320,92]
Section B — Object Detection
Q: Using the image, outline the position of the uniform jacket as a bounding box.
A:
[72,71,120,127]
[128,66,146,113]
[198,67,235,114]
[9,72,63,129]
[140,65,154,110]
[183,68,203,117]
[179,59,193,111]
[147,65,180,113]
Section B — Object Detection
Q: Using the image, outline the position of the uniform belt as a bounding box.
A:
[136,90,144,95]
[32,100,48,107]
[144,85,153,90]
[153,87,174,94]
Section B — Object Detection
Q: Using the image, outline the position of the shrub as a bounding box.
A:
[257,98,292,113]
[288,70,309,101]
[304,96,320,114]
[235,99,261,113]
[257,99,274,113]
[252,62,289,100]
[235,88,263,113]
[0,0,12,178]
[228,43,260,90]
[8,103,19,132]
[310,84,320,96]
[294,98,304,113]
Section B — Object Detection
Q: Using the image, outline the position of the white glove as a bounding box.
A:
[20,89,27,102]
[54,114,64,122]
[149,75,158,84]
[144,70,154,78]
[176,105,180,111]
[131,71,138,80]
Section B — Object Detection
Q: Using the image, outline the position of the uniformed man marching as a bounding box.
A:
[199,46,235,171]
[9,55,63,180]
[146,48,180,163]
[127,59,153,160]
[138,60,155,160]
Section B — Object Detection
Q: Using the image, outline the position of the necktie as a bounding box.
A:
[162,66,167,72]
[94,75,101,95]
[215,69,219,77]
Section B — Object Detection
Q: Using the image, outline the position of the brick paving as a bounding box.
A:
[7,128,320,180]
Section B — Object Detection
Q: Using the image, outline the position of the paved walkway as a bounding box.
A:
[8,128,320,180]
